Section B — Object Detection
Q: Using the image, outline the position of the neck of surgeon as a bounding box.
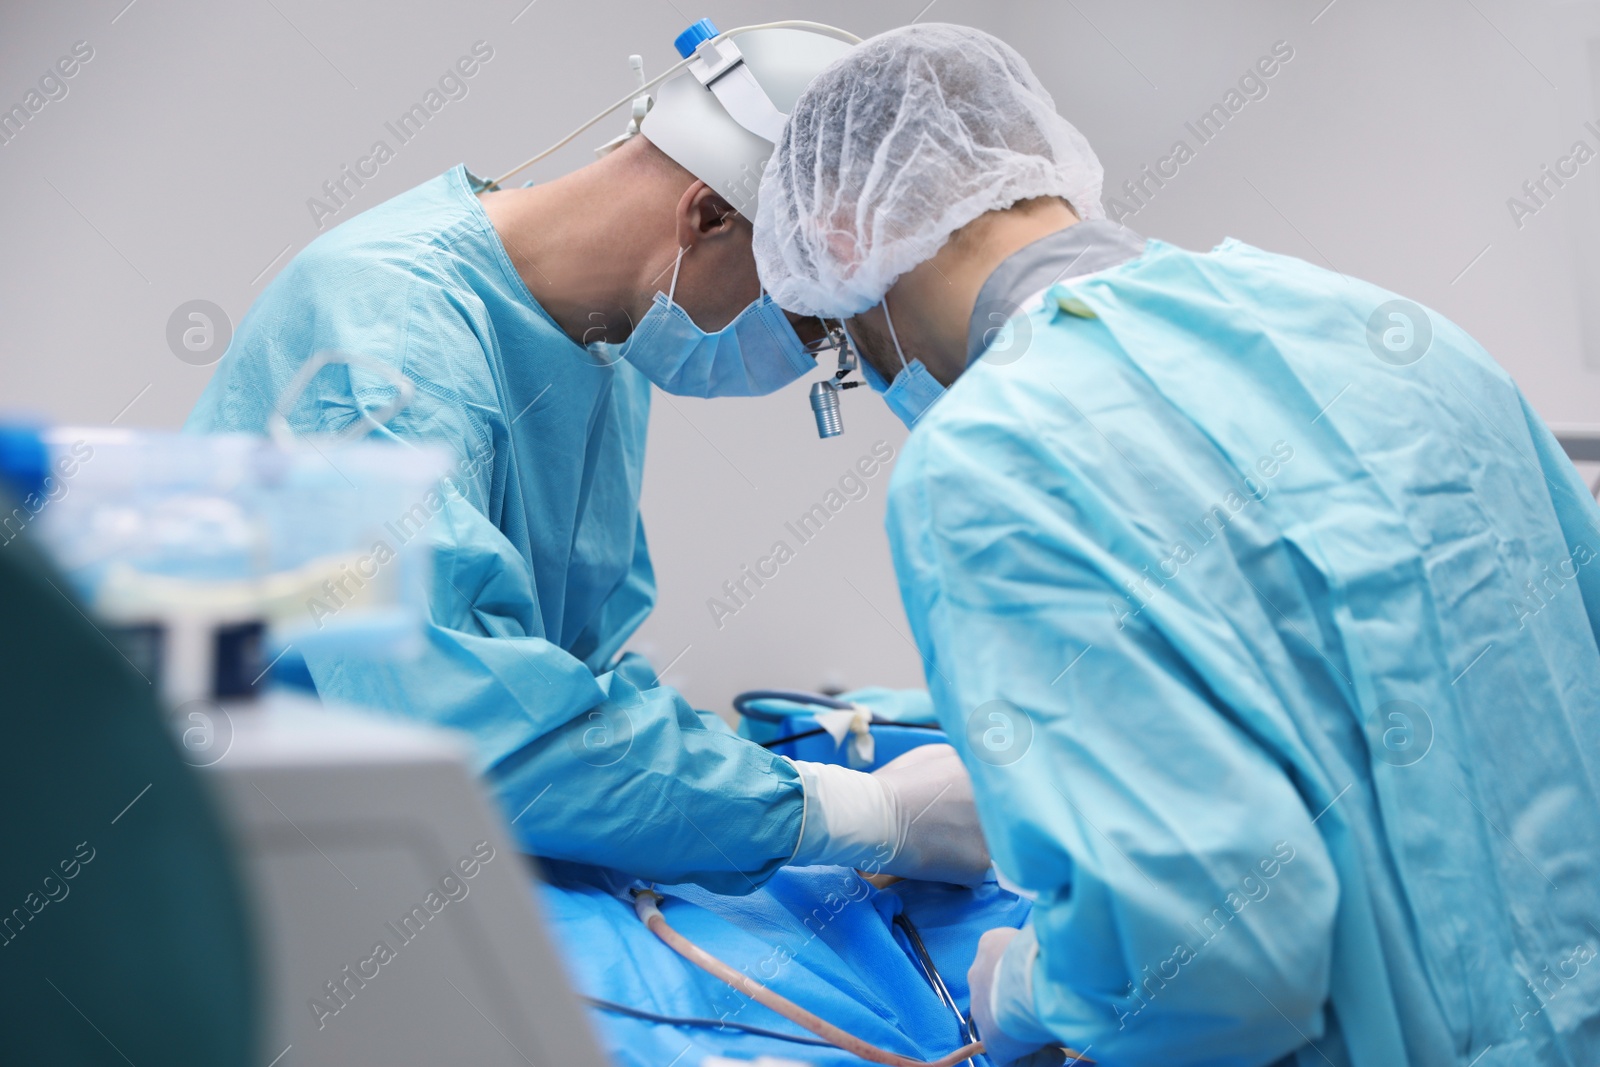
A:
[850,196,1080,388]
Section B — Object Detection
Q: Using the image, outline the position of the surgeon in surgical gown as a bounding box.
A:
[188,155,812,891]
[187,108,991,894]
[756,22,1600,1067]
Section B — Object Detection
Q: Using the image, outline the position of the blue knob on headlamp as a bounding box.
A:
[673,17,719,58]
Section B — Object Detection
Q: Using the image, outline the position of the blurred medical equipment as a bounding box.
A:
[19,424,444,708]
[210,696,609,1067]
[6,421,609,1066]
[0,486,256,1067]
[1553,423,1600,496]
[1554,424,1600,461]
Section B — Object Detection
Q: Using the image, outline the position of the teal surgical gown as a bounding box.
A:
[187,166,803,891]
[887,236,1600,1065]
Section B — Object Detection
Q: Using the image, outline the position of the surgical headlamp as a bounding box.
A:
[470,18,863,440]
[808,325,863,439]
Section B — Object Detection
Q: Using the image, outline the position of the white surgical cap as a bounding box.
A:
[754,23,1105,318]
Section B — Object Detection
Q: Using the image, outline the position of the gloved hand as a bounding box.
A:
[871,743,991,883]
[786,743,990,884]
[969,927,1060,1066]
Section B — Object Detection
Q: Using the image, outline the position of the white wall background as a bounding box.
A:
[4,0,1599,714]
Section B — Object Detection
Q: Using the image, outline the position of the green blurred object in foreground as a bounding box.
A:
[0,498,258,1066]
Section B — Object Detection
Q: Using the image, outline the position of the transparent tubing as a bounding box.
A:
[635,889,997,1067]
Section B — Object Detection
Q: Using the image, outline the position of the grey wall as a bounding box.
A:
[4,0,1599,714]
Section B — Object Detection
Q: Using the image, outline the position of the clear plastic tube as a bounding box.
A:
[634,889,991,1067]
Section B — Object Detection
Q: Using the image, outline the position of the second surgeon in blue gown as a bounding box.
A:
[756,21,1600,1067]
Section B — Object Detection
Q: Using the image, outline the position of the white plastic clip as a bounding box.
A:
[596,53,653,157]
[687,36,788,144]
[814,704,876,768]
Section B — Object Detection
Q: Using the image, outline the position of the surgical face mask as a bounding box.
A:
[856,298,945,429]
[616,248,815,397]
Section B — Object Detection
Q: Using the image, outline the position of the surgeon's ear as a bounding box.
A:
[675,181,742,250]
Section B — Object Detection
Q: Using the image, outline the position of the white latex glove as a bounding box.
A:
[786,743,990,884]
[969,927,1060,1066]
[870,743,991,883]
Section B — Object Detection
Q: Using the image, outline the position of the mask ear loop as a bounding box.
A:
[880,294,912,374]
[666,245,688,303]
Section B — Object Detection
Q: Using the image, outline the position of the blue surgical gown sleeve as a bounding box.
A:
[314,480,802,893]
[887,427,1342,1064]
[185,203,803,893]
